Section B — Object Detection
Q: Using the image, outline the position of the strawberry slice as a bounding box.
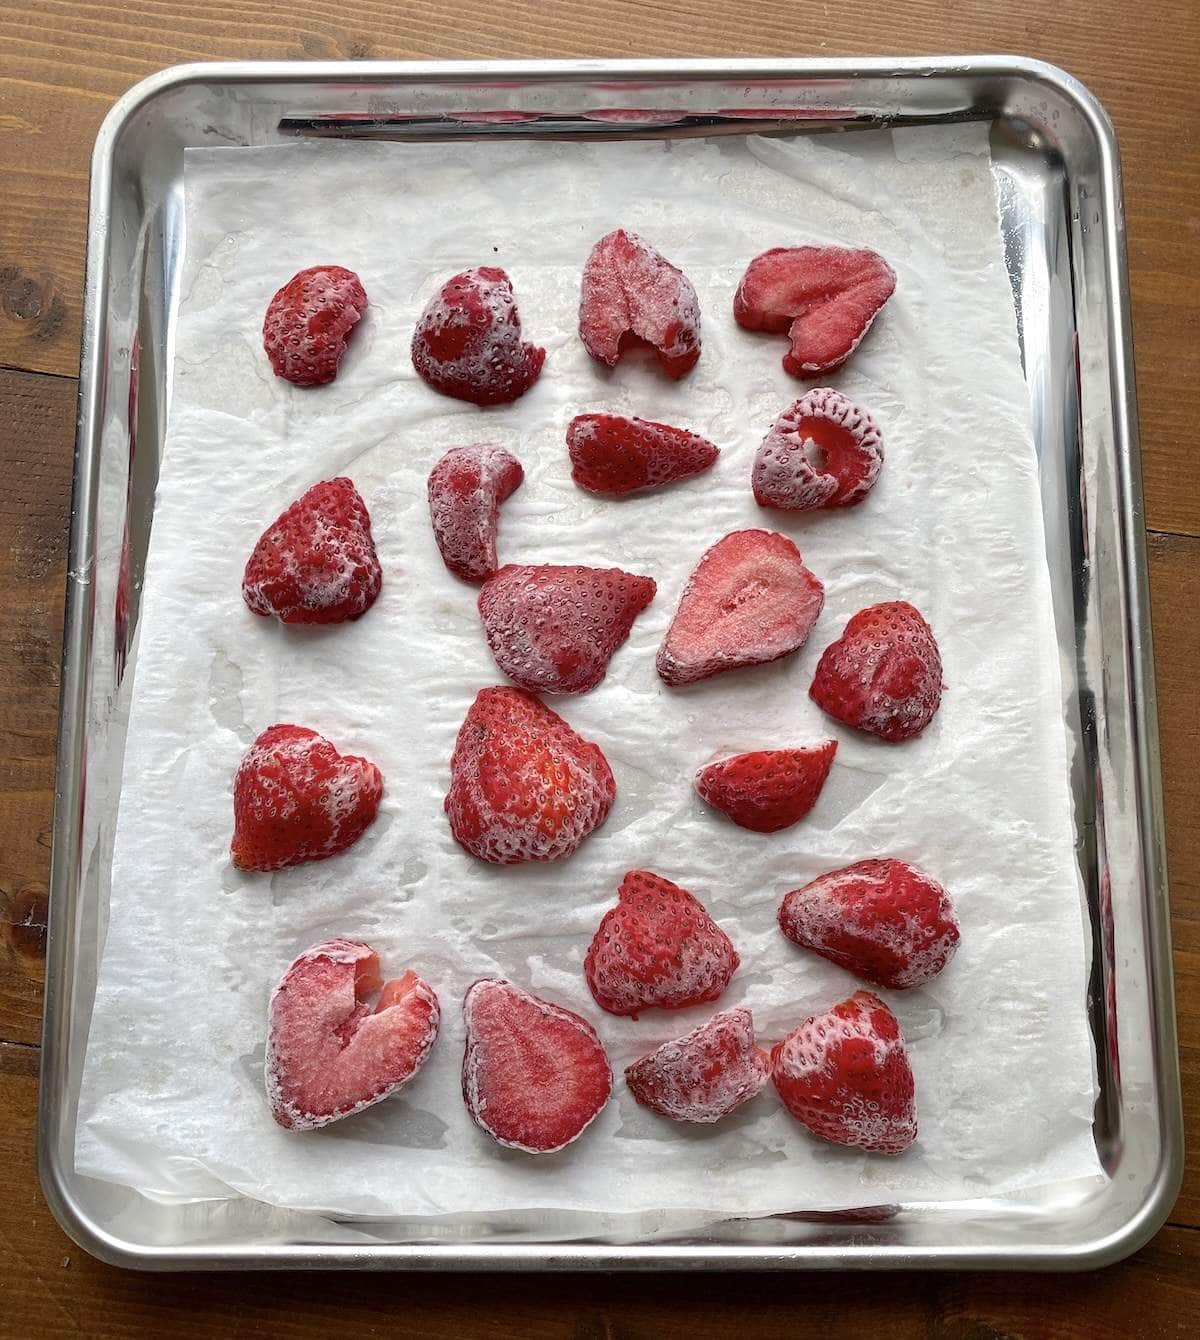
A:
[477,564,656,695]
[771,990,917,1154]
[462,978,612,1153]
[567,414,719,496]
[411,266,545,406]
[779,858,960,989]
[266,939,439,1131]
[427,444,524,584]
[579,229,701,379]
[584,870,739,1017]
[444,687,615,864]
[657,529,824,687]
[242,477,382,624]
[625,1007,770,1123]
[734,246,896,377]
[263,265,368,386]
[753,389,884,511]
[810,600,943,742]
[231,725,383,872]
[695,742,837,833]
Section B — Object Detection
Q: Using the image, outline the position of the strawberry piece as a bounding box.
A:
[584,870,739,1017]
[734,246,896,377]
[695,742,837,834]
[753,389,884,511]
[771,990,917,1154]
[779,858,960,989]
[624,1007,770,1123]
[231,725,383,872]
[411,266,545,406]
[427,445,524,584]
[567,414,719,496]
[579,229,701,379]
[262,265,367,387]
[657,529,824,687]
[477,564,656,695]
[242,477,381,624]
[266,939,440,1131]
[445,687,615,864]
[810,600,943,742]
[462,978,612,1153]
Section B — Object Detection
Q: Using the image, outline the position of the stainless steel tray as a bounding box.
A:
[40,57,1182,1270]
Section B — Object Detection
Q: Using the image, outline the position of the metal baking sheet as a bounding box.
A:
[39,57,1182,1270]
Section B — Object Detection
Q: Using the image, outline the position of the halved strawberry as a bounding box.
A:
[462,978,612,1153]
[779,858,960,989]
[444,687,615,864]
[584,870,739,1017]
[579,229,701,378]
[411,267,545,406]
[263,265,368,387]
[657,530,824,686]
[809,600,943,742]
[625,1007,770,1123]
[477,564,656,695]
[753,389,883,511]
[567,414,719,496]
[231,725,382,872]
[695,742,837,833]
[266,939,439,1131]
[734,246,896,377]
[427,444,524,584]
[242,477,381,624]
[771,990,916,1154]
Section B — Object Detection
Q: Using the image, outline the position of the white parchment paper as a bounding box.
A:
[74,127,1101,1222]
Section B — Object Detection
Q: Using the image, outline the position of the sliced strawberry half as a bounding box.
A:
[734,246,896,377]
[657,529,824,687]
[625,1007,770,1123]
[771,990,917,1154]
[779,858,960,989]
[477,564,656,695]
[579,229,701,378]
[695,742,837,833]
[263,265,368,387]
[753,389,884,511]
[462,978,612,1153]
[567,414,719,496]
[584,870,739,1017]
[266,939,439,1131]
[427,444,524,584]
[444,686,616,864]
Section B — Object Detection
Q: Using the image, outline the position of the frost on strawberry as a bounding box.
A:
[263,265,367,386]
[266,938,439,1131]
[567,414,719,496]
[695,742,837,833]
[427,444,524,584]
[579,229,701,379]
[753,389,883,511]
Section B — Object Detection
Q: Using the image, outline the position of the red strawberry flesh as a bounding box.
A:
[567,414,719,496]
[753,389,884,511]
[427,444,524,583]
[695,742,837,833]
[263,265,367,387]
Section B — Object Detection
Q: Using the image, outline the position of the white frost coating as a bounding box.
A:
[75,129,1099,1224]
[753,388,884,511]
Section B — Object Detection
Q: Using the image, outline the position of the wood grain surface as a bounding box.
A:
[0,0,1197,1334]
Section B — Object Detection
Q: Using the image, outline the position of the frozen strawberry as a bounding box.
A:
[810,600,943,743]
[584,870,739,1017]
[734,246,896,377]
[625,1007,770,1123]
[231,725,383,872]
[445,687,615,864]
[579,229,701,379]
[657,529,824,687]
[779,858,959,989]
[477,564,656,695]
[262,265,367,386]
[266,939,440,1131]
[411,266,545,406]
[427,445,524,584]
[462,978,612,1153]
[695,742,837,834]
[567,414,719,496]
[242,478,381,624]
[753,389,883,511]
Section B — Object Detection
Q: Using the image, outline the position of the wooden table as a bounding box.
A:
[1,1,1196,1333]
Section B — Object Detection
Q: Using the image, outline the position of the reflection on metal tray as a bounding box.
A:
[41,57,1181,1271]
